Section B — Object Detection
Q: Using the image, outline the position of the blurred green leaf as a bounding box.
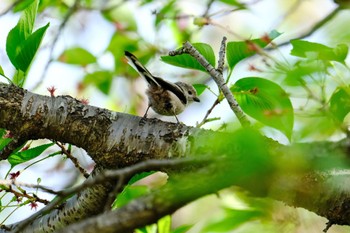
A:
[219,0,246,8]
[12,0,34,12]
[290,40,348,63]
[203,208,264,232]
[58,47,96,66]
[226,30,281,70]
[155,0,178,27]
[231,77,293,140]
[102,5,137,31]
[107,33,150,76]
[6,0,49,78]
[193,83,208,96]
[157,215,171,233]
[0,65,4,76]
[161,43,215,73]
[330,86,350,122]
[282,60,330,86]
[83,71,113,95]
[8,142,55,167]
[171,225,192,233]
[113,185,150,208]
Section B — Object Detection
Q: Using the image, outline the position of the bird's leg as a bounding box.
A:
[143,105,151,118]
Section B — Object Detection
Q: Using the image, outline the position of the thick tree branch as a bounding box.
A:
[0,83,204,168]
[2,83,350,232]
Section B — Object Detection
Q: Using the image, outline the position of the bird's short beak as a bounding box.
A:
[193,97,200,102]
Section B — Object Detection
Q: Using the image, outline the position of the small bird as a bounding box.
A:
[125,51,200,123]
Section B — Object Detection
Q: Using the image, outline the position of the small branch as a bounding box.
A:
[11,158,209,233]
[197,98,221,128]
[56,142,89,178]
[272,6,341,48]
[0,180,58,195]
[169,38,251,127]
[202,0,215,17]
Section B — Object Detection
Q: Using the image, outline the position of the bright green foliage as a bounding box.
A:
[161,43,216,73]
[113,185,150,208]
[202,208,265,232]
[0,65,4,76]
[193,83,208,96]
[102,5,137,31]
[155,0,178,28]
[8,142,55,167]
[330,87,350,123]
[231,77,293,140]
[218,0,246,8]
[83,71,114,95]
[156,215,171,233]
[112,171,154,208]
[290,40,348,63]
[226,30,281,71]
[58,47,97,66]
[6,0,49,85]
[282,60,330,86]
[107,33,155,76]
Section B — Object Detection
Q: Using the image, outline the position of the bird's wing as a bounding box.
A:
[153,76,187,105]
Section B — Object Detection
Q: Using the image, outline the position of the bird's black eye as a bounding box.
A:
[188,91,192,95]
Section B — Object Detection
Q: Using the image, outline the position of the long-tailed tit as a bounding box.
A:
[125,51,200,123]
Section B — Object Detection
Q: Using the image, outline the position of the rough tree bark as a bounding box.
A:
[1,82,350,232]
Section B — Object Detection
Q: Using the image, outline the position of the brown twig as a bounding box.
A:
[169,37,251,127]
[56,142,89,178]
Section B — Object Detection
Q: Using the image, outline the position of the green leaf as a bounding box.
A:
[330,87,350,122]
[6,0,40,70]
[0,65,4,76]
[283,60,330,86]
[15,23,50,73]
[155,0,178,27]
[193,83,208,96]
[226,30,282,70]
[157,215,171,233]
[113,185,150,208]
[58,47,97,66]
[231,77,293,139]
[171,225,192,233]
[218,0,246,8]
[8,142,55,167]
[203,208,264,232]
[83,71,113,95]
[161,43,216,73]
[290,40,348,63]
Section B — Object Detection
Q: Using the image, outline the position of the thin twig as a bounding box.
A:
[169,38,251,127]
[56,142,89,178]
[197,98,221,128]
[0,180,58,195]
[271,6,341,49]
[202,0,215,17]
